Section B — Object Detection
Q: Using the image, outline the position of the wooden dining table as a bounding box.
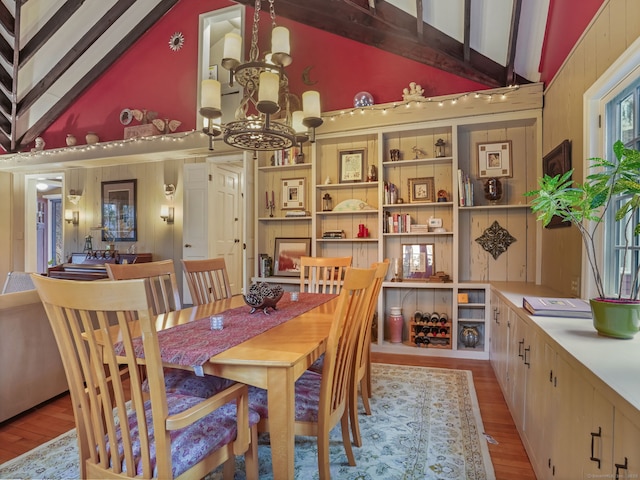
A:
[104,293,337,479]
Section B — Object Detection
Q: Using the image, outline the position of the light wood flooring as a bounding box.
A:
[0,354,536,479]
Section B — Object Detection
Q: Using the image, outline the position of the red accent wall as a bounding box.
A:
[538,0,604,84]
[41,0,604,150]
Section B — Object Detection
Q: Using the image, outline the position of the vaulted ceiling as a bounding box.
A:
[0,0,545,154]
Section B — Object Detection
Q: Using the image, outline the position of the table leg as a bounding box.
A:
[267,366,296,479]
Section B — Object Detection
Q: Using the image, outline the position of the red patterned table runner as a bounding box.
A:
[118,292,335,367]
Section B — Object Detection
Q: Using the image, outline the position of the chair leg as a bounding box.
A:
[245,424,259,480]
[318,428,331,480]
[222,455,235,479]
[360,376,372,416]
[341,412,357,466]
[365,346,372,398]
[349,382,363,448]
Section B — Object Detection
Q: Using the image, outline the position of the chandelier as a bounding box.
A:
[199,0,323,152]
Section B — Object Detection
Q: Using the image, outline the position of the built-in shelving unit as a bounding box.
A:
[253,83,543,359]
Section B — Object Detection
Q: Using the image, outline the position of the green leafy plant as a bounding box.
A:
[526,140,640,300]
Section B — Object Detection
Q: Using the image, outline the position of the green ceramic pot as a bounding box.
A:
[590,298,640,339]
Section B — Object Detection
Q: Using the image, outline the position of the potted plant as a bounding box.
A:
[526,140,640,338]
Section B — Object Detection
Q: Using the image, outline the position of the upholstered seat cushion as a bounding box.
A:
[109,393,260,478]
[249,370,322,423]
[143,368,236,398]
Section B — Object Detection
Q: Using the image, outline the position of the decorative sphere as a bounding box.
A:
[353,91,374,108]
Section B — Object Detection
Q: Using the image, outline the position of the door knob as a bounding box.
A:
[184,244,192,248]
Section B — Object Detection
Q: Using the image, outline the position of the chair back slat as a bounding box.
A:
[299,256,352,294]
[181,257,232,305]
[106,260,182,315]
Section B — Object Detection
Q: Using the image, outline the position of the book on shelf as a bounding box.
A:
[522,296,592,318]
[457,169,474,206]
[322,229,345,239]
[284,210,309,217]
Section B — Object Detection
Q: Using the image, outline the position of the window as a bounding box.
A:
[603,78,640,297]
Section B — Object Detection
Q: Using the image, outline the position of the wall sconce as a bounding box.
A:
[65,209,79,225]
[67,189,82,205]
[160,205,174,224]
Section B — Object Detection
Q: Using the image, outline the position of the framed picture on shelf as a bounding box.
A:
[477,140,512,178]
[281,177,305,210]
[339,148,366,183]
[543,139,572,228]
[273,237,311,276]
[101,179,137,242]
[407,177,435,203]
[402,243,435,280]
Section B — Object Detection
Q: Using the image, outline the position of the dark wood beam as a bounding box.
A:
[16,0,180,150]
[0,33,13,64]
[232,0,505,87]
[11,3,21,150]
[505,0,522,85]
[0,2,14,36]
[20,0,86,65]
[463,0,470,62]
[416,0,423,42]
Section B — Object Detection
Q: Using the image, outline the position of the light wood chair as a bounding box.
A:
[106,259,182,315]
[181,257,232,305]
[249,266,376,479]
[31,274,258,480]
[349,259,389,447]
[299,256,352,294]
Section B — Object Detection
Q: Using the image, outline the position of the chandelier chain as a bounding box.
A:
[268,0,277,27]
[249,0,262,62]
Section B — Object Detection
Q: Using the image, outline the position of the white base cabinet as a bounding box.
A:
[491,283,640,480]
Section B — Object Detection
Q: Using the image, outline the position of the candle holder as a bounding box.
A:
[391,258,402,282]
[268,200,275,217]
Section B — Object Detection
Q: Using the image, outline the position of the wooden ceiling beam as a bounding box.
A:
[0,2,14,36]
[232,0,505,87]
[20,0,86,65]
[463,0,470,62]
[505,0,522,85]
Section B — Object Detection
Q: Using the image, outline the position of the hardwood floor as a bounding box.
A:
[0,355,536,479]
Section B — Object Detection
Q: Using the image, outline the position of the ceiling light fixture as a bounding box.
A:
[199,0,323,152]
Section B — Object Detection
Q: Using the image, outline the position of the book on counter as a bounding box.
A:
[522,296,592,318]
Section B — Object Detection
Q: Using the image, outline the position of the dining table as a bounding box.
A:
[103,291,338,479]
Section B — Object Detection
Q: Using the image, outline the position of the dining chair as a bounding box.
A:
[299,256,352,294]
[106,259,235,399]
[249,266,376,479]
[31,274,259,480]
[181,257,232,305]
[106,259,182,315]
[349,259,389,447]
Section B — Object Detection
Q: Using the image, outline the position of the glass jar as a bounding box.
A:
[388,307,403,343]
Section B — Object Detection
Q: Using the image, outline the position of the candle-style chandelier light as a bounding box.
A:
[199,0,323,152]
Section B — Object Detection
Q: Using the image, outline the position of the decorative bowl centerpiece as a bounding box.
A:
[243,282,284,314]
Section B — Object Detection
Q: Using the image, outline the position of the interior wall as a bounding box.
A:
[541,0,640,296]
[0,172,11,284]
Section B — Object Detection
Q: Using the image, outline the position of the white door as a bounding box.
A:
[211,163,242,295]
[182,163,210,304]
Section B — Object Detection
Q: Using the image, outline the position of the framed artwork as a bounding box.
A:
[282,177,305,210]
[543,139,572,228]
[402,243,435,280]
[408,177,435,203]
[477,140,512,178]
[339,149,366,183]
[273,237,311,276]
[101,179,137,242]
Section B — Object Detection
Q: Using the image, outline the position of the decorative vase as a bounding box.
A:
[483,177,503,203]
[85,132,99,144]
[590,298,640,339]
[65,134,77,146]
[459,325,480,348]
[388,307,403,343]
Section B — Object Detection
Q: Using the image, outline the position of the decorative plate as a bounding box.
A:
[332,199,376,212]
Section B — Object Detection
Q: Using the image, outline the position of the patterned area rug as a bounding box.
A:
[0,364,495,480]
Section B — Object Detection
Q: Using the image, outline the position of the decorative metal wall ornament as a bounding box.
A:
[168,32,184,51]
[475,220,516,260]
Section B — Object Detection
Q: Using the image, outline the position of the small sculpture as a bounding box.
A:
[31,137,45,152]
[243,282,284,314]
[412,145,427,159]
[402,82,425,101]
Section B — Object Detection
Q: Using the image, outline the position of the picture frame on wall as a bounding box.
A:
[339,149,366,183]
[101,179,137,242]
[402,243,435,280]
[281,177,305,210]
[273,237,311,276]
[477,140,513,178]
[407,177,436,203]
[543,139,572,228]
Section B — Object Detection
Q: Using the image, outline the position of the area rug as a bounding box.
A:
[0,364,495,480]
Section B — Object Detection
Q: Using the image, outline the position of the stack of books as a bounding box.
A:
[409,224,430,234]
[284,210,309,217]
[522,296,592,318]
[322,230,345,239]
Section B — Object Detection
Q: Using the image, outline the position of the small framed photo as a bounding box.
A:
[339,149,366,183]
[274,237,311,276]
[477,140,512,178]
[282,177,305,210]
[408,177,435,203]
[402,243,435,281]
[543,139,572,228]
